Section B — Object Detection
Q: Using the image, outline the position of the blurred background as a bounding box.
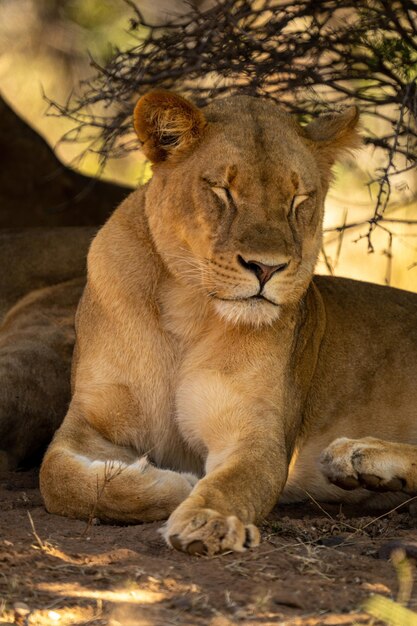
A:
[1,0,416,291]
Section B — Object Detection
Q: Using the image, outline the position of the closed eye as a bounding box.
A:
[290,193,311,213]
[202,176,234,206]
[211,186,233,206]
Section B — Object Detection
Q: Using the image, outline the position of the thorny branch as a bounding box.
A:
[48,0,417,268]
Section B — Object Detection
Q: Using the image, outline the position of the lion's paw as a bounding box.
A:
[320,437,407,492]
[162,506,260,556]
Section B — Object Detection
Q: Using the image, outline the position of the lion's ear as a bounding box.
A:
[133,91,206,163]
[304,106,361,183]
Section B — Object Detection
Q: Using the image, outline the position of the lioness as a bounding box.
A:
[40,92,417,555]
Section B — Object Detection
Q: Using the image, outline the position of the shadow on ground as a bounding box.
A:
[1,469,416,625]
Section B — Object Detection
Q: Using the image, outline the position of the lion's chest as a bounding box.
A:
[133,282,217,463]
[119,295,210,473]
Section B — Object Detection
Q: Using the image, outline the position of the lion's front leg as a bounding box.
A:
[164,439,287,555]
[165,371,291,555]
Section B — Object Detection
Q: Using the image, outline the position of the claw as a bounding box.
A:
[333,475,360,490]
[359,473,404,492]
[243,527,252,548]
[169,534,183,551]
[186,540,208,556]
[169,534,208,555]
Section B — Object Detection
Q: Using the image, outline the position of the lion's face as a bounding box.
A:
[134,92,360,326]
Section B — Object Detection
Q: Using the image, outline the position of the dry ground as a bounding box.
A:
[1,469,417,626]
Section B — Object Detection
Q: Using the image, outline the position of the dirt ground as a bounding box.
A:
[1,469,417,626]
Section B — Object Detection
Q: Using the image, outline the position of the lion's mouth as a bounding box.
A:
[213,294,279,307]
[211,292,282,326]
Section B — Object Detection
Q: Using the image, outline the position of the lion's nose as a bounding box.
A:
[237,255,290,287]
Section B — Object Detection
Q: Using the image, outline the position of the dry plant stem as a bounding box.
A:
[356,495,417,533]
[305,490,417,541]
[303,490,358,532]
[27,512,44,550]
[82,461,127,537]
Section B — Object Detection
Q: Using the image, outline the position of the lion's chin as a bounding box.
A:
[213,298,281,327]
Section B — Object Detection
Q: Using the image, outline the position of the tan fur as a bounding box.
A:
[39,93,417,555]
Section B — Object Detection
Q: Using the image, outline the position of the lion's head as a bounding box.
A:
[134,91,360,326]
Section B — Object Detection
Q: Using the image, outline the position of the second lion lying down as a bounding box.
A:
[40,91,417,555]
